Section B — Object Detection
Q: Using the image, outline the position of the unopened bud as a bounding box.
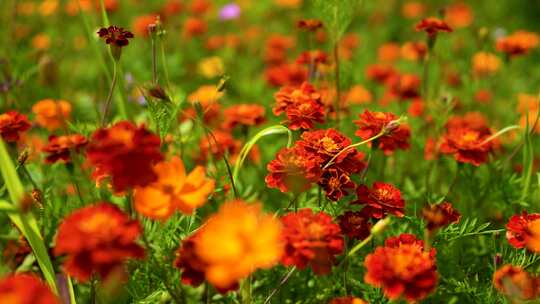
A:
[17,150,29,166]
[371,217,391,235]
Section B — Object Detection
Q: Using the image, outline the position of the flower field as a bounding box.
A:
[1,0,540,303]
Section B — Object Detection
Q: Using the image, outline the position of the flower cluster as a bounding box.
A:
[273,82,325,130]
[0,111,31,142]
[42,134,87,164]
[493,265,540,301]
[506,211,540,253]
[354,110,410,154]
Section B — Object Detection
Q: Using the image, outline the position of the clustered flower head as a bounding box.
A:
[85,121,163,192]
[354,110,410,154]
[221,104,266,130]
[32,99,71,131]
[0,273,59,304]
[134,156,215,219]
[493,265,540,301]
[280,208,344,274]
[54,202,144,282]
[273,82,325,130]
[422,202,461,231]
[97,25,134,47]
[415,17,453,37]
[364,234,438,302]
[506,211,540,253]
[354,182,406,219]
[338,211,372,241]
[0,111,31,142]
[42,134,87,164]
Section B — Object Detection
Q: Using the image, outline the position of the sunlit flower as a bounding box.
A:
[265,146,321,193]
[415,17,453,36]
[0,273,59,304]
[472,52,501,77]
[86,121,163,192]
[354,110,410,154]
[496,31,539,57]
[0,111,31,142]
[439,126,494,166]
[97,25,134,47]
[338,211,372,241]
[198,56,225,78]
[32,99,71,131]
[354,182,405,219]
[364,234,437,302]
[346,85,372,105]
[54,202,144,282]
[493,265,538,301]
[42,134,87,164]
[444,2,473,29]
[222,104,266,130]
[280,208,344,274]
[506,211,540,252]
[422,202,461,231]
[273,82,325,130]
[195,200,283,290]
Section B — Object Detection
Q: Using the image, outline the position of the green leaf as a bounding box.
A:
[233,125,292,181]
[311,0,362,43]
[0,139,58,294]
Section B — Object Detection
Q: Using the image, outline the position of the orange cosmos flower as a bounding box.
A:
[0,111,31,142]
[354,110,410,153]
[355,182,405,219]
[134,157,214,219]
[415,17,453,36]
[42,134,87,164]
[493,265,539,301]
[273,82,325,130]
[422,202,461,231]
[32,99,71,131]
[54,202,144,282]
[221,104,266,130]
[280,208,344,275]
[85,121,163,192]
[0,273,59,304]
[364,234,437,303]
[444,2,473,29]
[472,52,501,77]
[195,200,283,290]
[496,31,539,57]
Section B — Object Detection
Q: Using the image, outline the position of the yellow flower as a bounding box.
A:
[198,57,225,79]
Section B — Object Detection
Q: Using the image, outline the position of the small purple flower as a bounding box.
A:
[219,3,241,21]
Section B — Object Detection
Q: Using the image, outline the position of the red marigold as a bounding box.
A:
[496,31,539,57]
[0,273,59,304]
[265,146,321,193]
[506,211,540,249]
[493,265,538,301]
[422,202,461,231]
[445,112,489,131]
[354,110,410,154]
[54,202,144,282]
[318,168,356,201]
[386,73,421,100]
[264,34,295,65]
[364,234,438,302]
[297,19,323,32]
[42,134,88,164]
[0,111,31,142]
[97,25,134,47]
[338,211,372,240]
[415,17,453,36]
[280,209,344,274]
[365,64,398,85]
[354,182,405,219]
[221,104,266,130]
[273,82,325,130]
[85,121,163,192]
[197,129,241,163]
[265,63,308,87]
[439,126,494,166]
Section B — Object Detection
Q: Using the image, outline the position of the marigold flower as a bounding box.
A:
[32,99,71,131]
[493,265,538,301]
[346,85,372,105]
[265,63,308,87]
[444,2,473,29]
[439,126,494,166]
[365,64,398,85]
[354,182,405,219]
[354,110,410,154]
[42,134,87,164]
[318,168,356,201]
[174,233,207,288]
[364,234,438,302]
[183,17,208,38]
[265,146,321,193]
[132,14,159,38]
[97,25,133,47]
[264,34,295,65]
[402,1,425,19]
[54,202,144,282]
[401,41,428,61]
[0,111,31,142]
[0,273,59,304]
[386,73,421,100]
[281,208,344,274]
[506,212,540,250]
[134,157,214,219]
[445,112,489,131]
[221,104,266,130]
[195,200,283,289]
[297,19,323,31]
[422,202,461,231]
[197,130,241,163]
[496,31,539,57]
[86,121,163,192]
[329,296,368,304]
[338,211,372,241]
[415,17,453,36]
[472,52,501,77]
[273,82,325,130]
[378,42,401,62]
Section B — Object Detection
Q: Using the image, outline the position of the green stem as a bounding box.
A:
[101,62,118,126]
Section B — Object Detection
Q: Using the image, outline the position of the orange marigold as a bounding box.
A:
[221,104,266,130]
[280,208,344,275]
[354,110,410,154]
[265,63,308,87]
[85,121,163,192]
[364,234,438,302]
[0,273,59,304]
[0,111,31,142]
[32,99,71,131]
[506,212,540,253]
[265,146,321,193]
[493,265,539,301]
[42,134,87,164]
[354,182,406,219]
[134,157,214,219]
[496,31,539,57]
[195,200,283,290]
[273,82,325,130]
[329,296,368,304]
[472,52,501,77]
[444,2,473,29]
[439,126,494,166]
[54,202,144,282]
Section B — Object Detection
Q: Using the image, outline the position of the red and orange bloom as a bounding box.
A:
[280,209,344,275]
[273,82,325,130]
[401,41,428,61]
[0,111,31,142]
[264,34,295,65]
[472,52,501,77]
[496,31,539,57]
[85,121,163,192]
[354,182,405,219]
[221,104,266,130]
[174,233,209,290]
[265,146,321,193]
[97,25,134,47]
[132,14,158,38]
[354,110,410,154]
[183,17,208,38]
[194,200,283,290]
[439,126,494,166]
[297,19,323,32]
[54,202,144,282]
[338,211,372,241]
[364,234,438,302]
[422,202,461,231]
[506,211,540,252]
[32,99,71,131]
[0,273,59,304]
[415,17,453,36]
[365,64,398,85]
[265,63,308,87]
[134,157,215,219]
[318,168,356,201]
[197,130,240,163]
[493,265,538,301]
[444,2,473,29]
[42,134,87,164]
[386,73,421,100]
[296,50,329,66]
[329,296,368,304]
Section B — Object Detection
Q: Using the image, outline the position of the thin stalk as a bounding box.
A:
[151,33,157,85]
[263,267,296,304]
[323,130,386,170]
[241,275,252,304]
[101,62,118,126]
